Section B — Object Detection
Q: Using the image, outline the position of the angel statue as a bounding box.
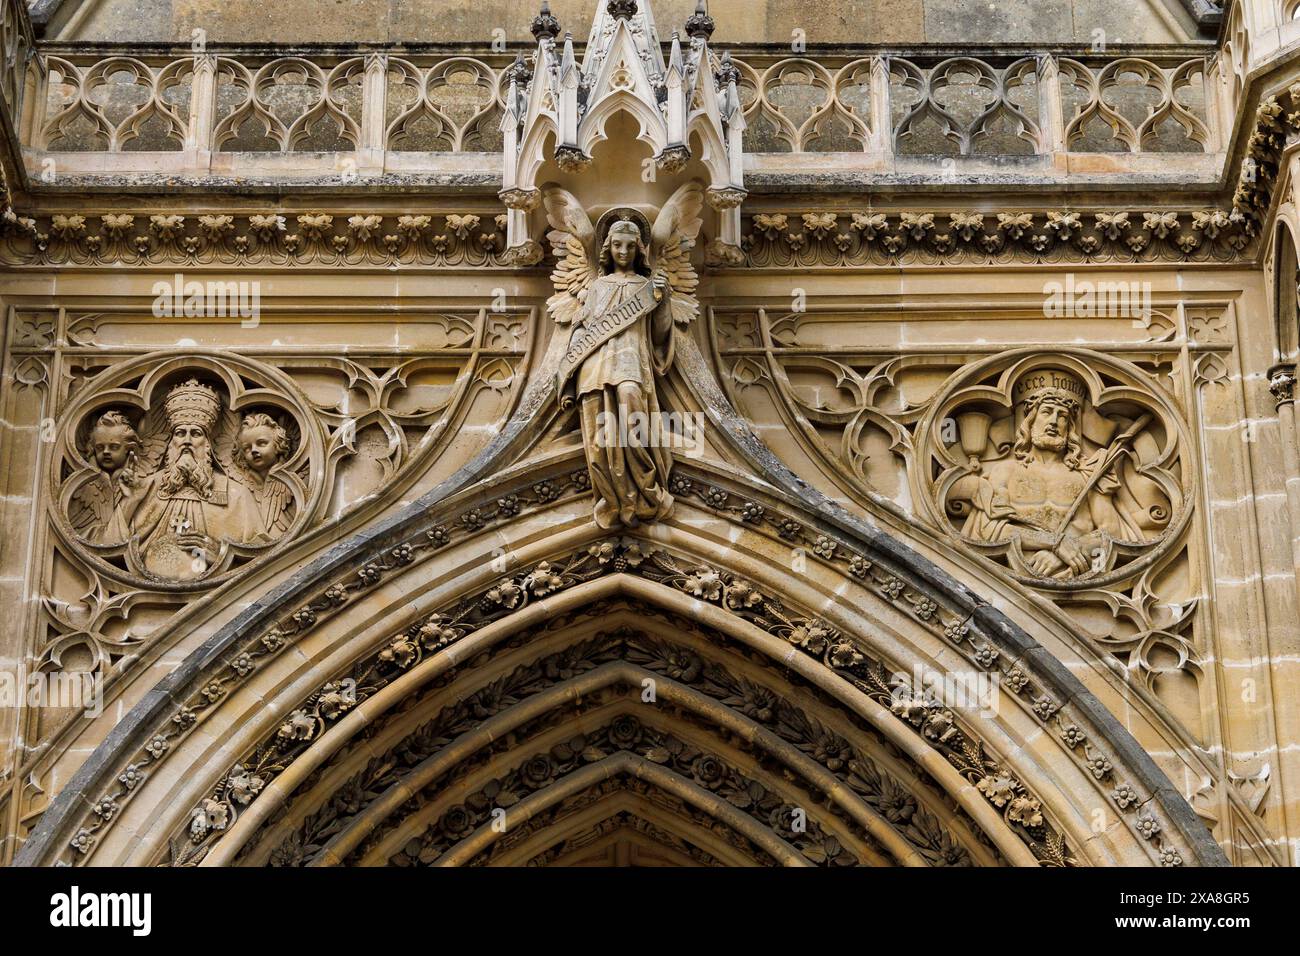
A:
[544,181,702,529]
[102,378,262,581]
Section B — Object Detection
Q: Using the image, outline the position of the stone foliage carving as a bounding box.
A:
[220,601,1006,867]
[170,576,1023,867]
[0,211,514,267]
[0,205,1256,272]
[735,209,1249,268]
[378,709,886,868]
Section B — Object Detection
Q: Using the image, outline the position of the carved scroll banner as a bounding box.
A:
[556,276,660,399]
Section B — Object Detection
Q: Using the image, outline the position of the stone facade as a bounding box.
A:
[0,0,1295,867]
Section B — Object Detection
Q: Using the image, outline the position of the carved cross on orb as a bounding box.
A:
[170,515,192,535]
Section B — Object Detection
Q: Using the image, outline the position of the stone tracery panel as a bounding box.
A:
[31,50,1212,159]
[1059,57,1209,153]
[711,304,1226,750]
[43,55,192,152]
[889,56,1041,156]
[7,307,530,699]
[53,354,323,586]
[917,351,1189,591]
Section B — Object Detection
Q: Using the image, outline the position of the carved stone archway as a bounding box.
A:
[13,442,1225,866]
[3,0,1250,870]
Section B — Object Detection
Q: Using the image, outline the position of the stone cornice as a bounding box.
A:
[0,205,1254,268]
[0,210,519,268]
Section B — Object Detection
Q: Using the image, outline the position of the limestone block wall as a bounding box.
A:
[46,0,1206,45]
[6,0,1300,867]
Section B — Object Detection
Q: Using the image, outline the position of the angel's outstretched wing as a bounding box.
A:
[213,404,247,480]
[651,181,704,327]
[542,185,597,327]
[135,401,172,475]
[67,476,110,534]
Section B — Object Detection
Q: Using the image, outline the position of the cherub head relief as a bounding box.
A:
[236,413,290,480]
[86,410,141,484]
[158,378,223,499]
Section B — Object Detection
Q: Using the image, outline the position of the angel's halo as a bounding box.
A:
[594,206,652,246]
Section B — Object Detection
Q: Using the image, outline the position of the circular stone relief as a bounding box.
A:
[914,348,1191,591]
[52,351,326,590]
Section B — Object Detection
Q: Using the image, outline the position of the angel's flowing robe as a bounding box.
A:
[574,271,675,529]
[107,470,261,580]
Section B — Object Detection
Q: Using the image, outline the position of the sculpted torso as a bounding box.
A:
[986,456,1090,535]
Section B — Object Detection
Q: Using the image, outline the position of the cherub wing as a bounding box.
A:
[136,402,171,474]
[280,413,301,466]
[542,185,597,327]
[651,181,704,326]
[67,478,108,533]
[213,404,246,479]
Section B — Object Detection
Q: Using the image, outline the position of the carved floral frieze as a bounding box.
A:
[0,205,1265,270]
[51,465,1198,868]
[0,211,515,267]
[734,209,1251,268]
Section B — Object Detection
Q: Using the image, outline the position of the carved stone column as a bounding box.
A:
[1269,362,1300,597]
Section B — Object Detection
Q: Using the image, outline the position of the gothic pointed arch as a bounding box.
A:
[12,385,1225,866]
[7,0,1277,875]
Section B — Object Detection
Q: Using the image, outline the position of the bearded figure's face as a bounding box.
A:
[159,423,215,497]
[1028,398,1073,454]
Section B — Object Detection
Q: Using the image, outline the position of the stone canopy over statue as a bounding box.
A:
[544,181,703,529]
[940,367,1173,581]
